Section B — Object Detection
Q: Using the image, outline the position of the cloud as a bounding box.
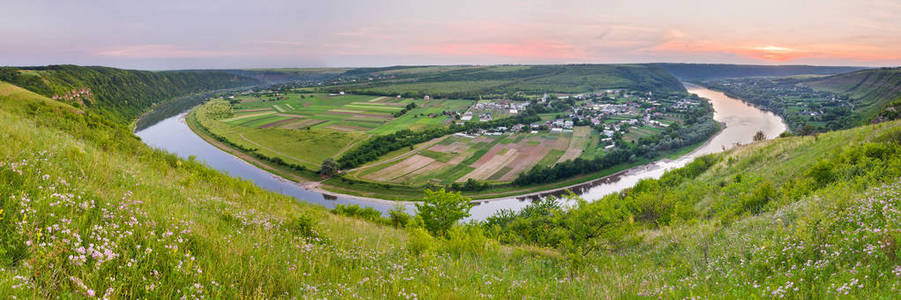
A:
[410,40,587,60]
[96,44,240,58]
[647,31,901,64]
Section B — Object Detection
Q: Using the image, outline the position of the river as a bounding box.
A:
[135,84,786,220]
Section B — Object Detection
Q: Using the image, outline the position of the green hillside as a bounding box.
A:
[652,63,864,80]
[803,67,901,122]
[1,69,900,297]
[0,65,260,124]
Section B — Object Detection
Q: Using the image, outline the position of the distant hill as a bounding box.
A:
[802,67,901,122]
[651,63,865,81]
[324,64,688,98]
[0,65,260,124]
[219,68,350,84]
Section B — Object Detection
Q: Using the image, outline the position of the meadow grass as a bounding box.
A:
[194,99,363,170]
[1,80,900,297]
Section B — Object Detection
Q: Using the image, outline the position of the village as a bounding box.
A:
[457,89,703,151]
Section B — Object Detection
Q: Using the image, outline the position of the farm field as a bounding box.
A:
[346,130,594,185]
[193,99,366,170]
[228,92,472,134]
[192,93,474,171]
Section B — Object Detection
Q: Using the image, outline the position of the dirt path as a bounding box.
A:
[333,135,370,157]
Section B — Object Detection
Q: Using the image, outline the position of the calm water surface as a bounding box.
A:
[135,84,786,221]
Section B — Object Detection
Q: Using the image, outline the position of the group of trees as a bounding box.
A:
[392,102,417,117]
[447,178,489,192]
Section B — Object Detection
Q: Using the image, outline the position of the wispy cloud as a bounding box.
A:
[96,45,240,58]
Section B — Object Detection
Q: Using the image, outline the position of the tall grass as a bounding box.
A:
[1,80,900,297]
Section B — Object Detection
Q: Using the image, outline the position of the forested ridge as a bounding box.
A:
[326,64,687,99]
[0,65,260,124]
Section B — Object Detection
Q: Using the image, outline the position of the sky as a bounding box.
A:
[1,0,899,70]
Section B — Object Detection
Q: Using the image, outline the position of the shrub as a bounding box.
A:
[740,180,775,214]
[416,189,473,237]
[330,204,385,223]
[388,204,412,228]
[285,214,318,238]
[806,160,835,187]
[443,226,498,258]
[406,227,435,256]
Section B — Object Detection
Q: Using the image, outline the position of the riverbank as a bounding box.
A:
[137,84,787,219]
[185,100,720,203]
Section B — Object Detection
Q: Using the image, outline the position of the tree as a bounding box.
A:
[320,158,339,177]
[753,130,767,142]
[798,123,817,136]
[416,189,473,237]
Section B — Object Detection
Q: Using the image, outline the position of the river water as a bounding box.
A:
[135,84,786,221]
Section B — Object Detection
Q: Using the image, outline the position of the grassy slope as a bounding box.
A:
[804,67,901,122]
[0,81,588,298]
[1,77,899,298]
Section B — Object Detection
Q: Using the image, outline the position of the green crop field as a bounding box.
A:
[227,92,473,135]
[193,99,366,170]
[189,91,476,171]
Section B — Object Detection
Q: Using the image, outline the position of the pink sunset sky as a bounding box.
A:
[1,0,899,69]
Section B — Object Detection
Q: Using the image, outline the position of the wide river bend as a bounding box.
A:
[135,84,786,221]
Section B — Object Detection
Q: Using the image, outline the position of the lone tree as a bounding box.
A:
[320,158,339,177]
[798,123,817,136]
[753,130,767,142]
[416,189,473,237]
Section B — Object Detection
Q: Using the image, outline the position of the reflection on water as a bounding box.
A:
[135,84,786,221]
